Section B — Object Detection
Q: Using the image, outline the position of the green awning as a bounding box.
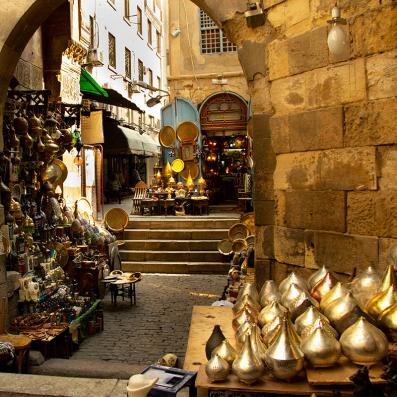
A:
[80,69,108,97]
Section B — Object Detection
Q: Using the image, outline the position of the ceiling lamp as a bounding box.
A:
[327,5,348,56]
[245,2,266,28]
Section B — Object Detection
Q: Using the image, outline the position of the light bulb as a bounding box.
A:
[327,23,347,56]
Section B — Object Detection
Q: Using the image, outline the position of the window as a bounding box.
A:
[125,48,131,79]
[89,16,95,48]
[147,19,152,45]
[137,6,142,35]
[156,30,161,53]
[124,0,130,18]
[108,32,116,68]
[157,76,161,90]
[149,115,154,127]
[199,10,236,54]
[138,59,144,81]
[148,69,153,87]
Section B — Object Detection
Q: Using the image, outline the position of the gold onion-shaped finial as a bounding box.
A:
[205,354,230,382]
[308,265,329,290]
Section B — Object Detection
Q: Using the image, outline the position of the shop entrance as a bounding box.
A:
[199,92,250,206]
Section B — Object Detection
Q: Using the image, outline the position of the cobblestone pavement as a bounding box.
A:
[71,274,227,366]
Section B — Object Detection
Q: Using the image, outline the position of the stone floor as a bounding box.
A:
[70,274,228,366]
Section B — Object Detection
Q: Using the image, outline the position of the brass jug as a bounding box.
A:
[308,265,329,290]
[340,317,388,366]
[324,292,358,324]
[259,280,280,307]
[211,339,237,365]
[301,326,341,368]
[279,272,308,295]
[265,317,304,381]
[366,285,397,320]
[232,333,265,384]
[258,301,287,328]
[205,354,230,382]
[320,282,348,312]
[311,272,338,302]
[295,306,329,336]
[379,302,397,341]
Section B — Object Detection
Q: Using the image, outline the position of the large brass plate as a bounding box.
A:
[41,159,68,185]
[228,223,249,241]
[171,159,185,173]
[159,125,176,148]
[104,207,129,232]
[176,121,199,142]
[180,162,199,180]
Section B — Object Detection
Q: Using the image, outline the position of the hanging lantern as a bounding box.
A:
[198,176,206,194]
[186,171,194,191]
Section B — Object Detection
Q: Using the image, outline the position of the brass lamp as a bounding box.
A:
[186,171,194,192]
[198,176,206,195]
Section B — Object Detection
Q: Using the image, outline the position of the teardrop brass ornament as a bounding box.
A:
[259,280,280,307]
[311,272,338,302]
[324,292,358,324]
[301,326,341,368]
[233,294,261,314]
[282,283,319,316]
[340,317,388,366]
[301,317,339,341]
[265,317,304,381]
[308,265,329,290]
[249,324,267,363]
[279,272,308,295]
[233,307,257,331]
[379,263,397,293]
[295,306,329,336]
[234,304,260,321]
[236,282,260,305]
[205,354,230,382]
[351,266,381,308]
[212,339,237,365]
[379,302,397,341]
[320,282,349,312]
[366,285,397,320]
[258,301,287,328]
[232,333,265,385]
[236,321,254,346]
[261,316,282,347]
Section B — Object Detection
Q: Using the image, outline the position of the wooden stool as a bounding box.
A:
[0,334,32,373]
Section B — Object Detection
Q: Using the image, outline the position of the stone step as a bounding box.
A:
[123,228,229,240]
[122,261,230,274]
[127,218,238,229]
[122,239,219,251]
[119,250,222,262]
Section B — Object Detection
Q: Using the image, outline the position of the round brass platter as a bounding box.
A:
[228,223,250,241]
[104,207,129,233]
[180,162,199,180]
[176,121,199,142]
[41,159,68,185]
[232,238,248,254]
[171,159,185,173]
[217,239,233,256]
[241,212,255,235]
[159,125,176,148]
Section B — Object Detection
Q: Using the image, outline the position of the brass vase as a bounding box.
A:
[379,263,397,292]
[236,282,259,304]
[233,294,261,314]
[294,306,329,336]
[258,301,287,328]
[211,339,237,365]
[259,280,280,307]
[324,292,358,324]
[233,307,257,331]
[279,272,308,295]
[366,285,397,320]
[310,272,338,303]
[265,317,304,381]
[301,317,338,341]
[301,326,341,368]
[340,317,388,366]
[232,333,265,385]
[307,265,329,290]
[205,354,230,382]
[320,282,348,312]
[379,302,397,341]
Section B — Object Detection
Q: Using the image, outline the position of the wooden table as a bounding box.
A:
[102,273,141,306]
[184,306,389,397]
[0,333,31,373]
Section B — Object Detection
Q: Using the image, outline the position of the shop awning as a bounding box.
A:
[80,69,108,97]
[103,118,160,156]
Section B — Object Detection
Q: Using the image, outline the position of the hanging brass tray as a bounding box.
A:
[176,121,199,142]
[180,162,199,180]
[41,159,68,185]
[228,223,250,241]
[159,125,176,148]
[171,158,185,173]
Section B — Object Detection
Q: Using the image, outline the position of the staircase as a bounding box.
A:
[120,215,239,274]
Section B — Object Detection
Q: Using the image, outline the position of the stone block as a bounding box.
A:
[254,200,275,226]
[378,145,397,191]
[270,106,343,154]
[348,192,397,238]
[267,39,289,81]
[254,138,276,172]
[249,75,273,114]
[274,147,376,191]
[351,5,397,57]
[367,50,397,100]
[275,190,346,232]
[274,226,305,266]
[272,261,314,287]
[253,171,274,201]
[271,59,366,115]
[379,238,397,271]
[238,40,267,81]
[255,259,273,289]
[256,225,274,259]
[344,99,397,147]
[304,230,379,274]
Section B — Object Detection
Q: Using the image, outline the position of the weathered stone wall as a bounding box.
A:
[265,0,397,282]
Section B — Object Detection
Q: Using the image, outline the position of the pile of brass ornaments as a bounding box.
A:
[205,260,397,385]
